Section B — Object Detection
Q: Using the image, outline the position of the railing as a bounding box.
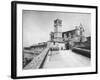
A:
[24,46,50,69]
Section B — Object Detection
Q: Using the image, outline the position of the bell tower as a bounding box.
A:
[53,18,62,42]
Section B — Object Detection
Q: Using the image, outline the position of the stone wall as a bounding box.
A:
[24,47,50,69]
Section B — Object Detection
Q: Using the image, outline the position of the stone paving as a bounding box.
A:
[43,50,91,68]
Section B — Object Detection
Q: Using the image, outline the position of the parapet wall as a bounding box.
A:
[72,47,91,58]
[24,47,50,69]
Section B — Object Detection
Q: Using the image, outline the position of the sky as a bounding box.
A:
[23,10,91,47]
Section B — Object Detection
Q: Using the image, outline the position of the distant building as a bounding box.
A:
[30,42,47,50]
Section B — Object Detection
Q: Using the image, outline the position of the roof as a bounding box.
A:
[62,29,76,34]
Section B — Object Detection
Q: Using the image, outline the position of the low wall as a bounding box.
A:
[24,47,50,69]
[72,47,91,58]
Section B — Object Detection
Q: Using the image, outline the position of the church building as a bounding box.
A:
[50,18,87,50]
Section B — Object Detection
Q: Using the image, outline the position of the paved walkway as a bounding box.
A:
[43,50,91,68]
